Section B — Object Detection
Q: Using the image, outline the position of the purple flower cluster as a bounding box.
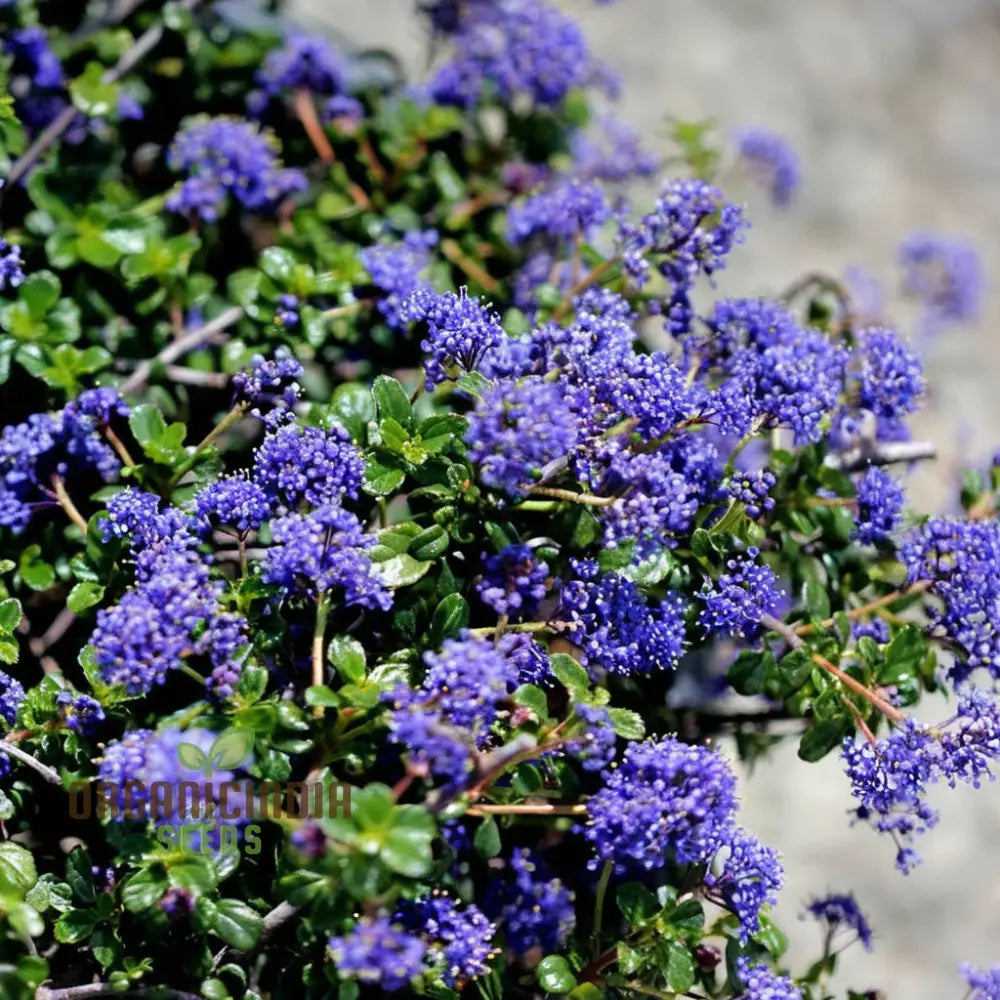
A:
[706,827,783,939]
[561,561,687,677]
[0,240,25,293]
[165,117,306,222]
[507,178,611,246]
[724,469,776,520]
[476,544,549,618]
[395,894,496,986]
[0,671,26,726]
[101,488,188,550]
[402,288,505,389]
[805,892,873,951]
[249,34,347,116]
[856,327,925,421]
[735,126,801,206]
[571,113,659,183]
[737,958,802,1000]
[194,476,271,536]
[3,26,70,134]
[56,691,106,735]
[565,703,617,772]
[854,467,904,545]
[465,376,580,497]
[428,0,593,110]
[253,422,364,509]
[842,688,1000,872]
[901,518,1000,681]
[619,179,747,336]
[385,635,520,786]
[697,547,782,639]
[232,348,303,420]
[485,849,575,954]
[963,963,1000,1000]
[360,231,437,328]
[328,917,427,992]
[585,736,737,871]
[0,396,126,533]
[899,232,984,332]
[262,504,391,609]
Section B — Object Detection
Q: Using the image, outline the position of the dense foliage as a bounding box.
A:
[0,2,995,999]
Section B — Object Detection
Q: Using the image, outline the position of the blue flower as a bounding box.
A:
[735,126,801,206]
[805,892,873,951]
[329,917,427,992]
[476,544,549,618]
[854,467,904,545]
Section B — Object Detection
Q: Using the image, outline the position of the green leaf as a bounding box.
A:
[549,653,589,694]
[327,635,367,684]
[364,459,406,497]
[67,582,105,614]
[728,650,775,697]
[372,375,412,428]
[210,728,256,771]
[378,416,409,452]
[54,908,98,944]
[19,547,55,591]
[20,272,61,318]
[0,842,37,900]
[121,868,166,912]
[512,684,549,720]
[666,898,705,930]
[69,63,119,117]
[428,593,469,645]
[381,823,434,877]
[129,404,167,448]
[473,817,501,858]
[166,857,217,897]
[353,784,395,830]
[536,955,577,994]
[0,598,22,633]
[409,524,449,561]
[330,383,376,442]
[802,577,831,621]
[372,553,432,589]
[259,246,297,283]
[798,717,851,762]
[66,847,95,905]
[606,708,645,741]
[664,941,696,994]
[210,899,263,951]
[616,883,659,925]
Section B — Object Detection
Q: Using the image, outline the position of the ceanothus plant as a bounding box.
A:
[0,1,995,998]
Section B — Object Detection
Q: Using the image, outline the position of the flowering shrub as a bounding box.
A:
[0,2,995,999]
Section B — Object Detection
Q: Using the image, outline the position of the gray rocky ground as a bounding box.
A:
[289,3,1000,994]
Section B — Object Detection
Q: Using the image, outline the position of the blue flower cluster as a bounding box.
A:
[705,826,784,940]
[262,504,391,609]
[963,963,1000,1000]
[0,671,25,726]
[56,691,105,735]
[0,239,25,292]
[805,892,873,951]
[585,736,738,871]
[428,0,594,109]
[194,476,272,537]
[854,466,904,545]
[734,126,801,206]
[232,348,303,420]
[842,688,1000,872]
[485,849,575,954]
[402,287,505,389]
[360,231,437,328]
[899,232,984,333]
[249,34,347,116]
[165,117,307,222]
[696,547,782,639]
[476,544,549,618]
[561,560,687,677]
[328,917,427,992]
[901,518,1000,681]
[507,178,611,246]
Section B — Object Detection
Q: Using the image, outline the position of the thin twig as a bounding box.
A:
[0,741,62,785]
[466,620,571,638]
[525,486,617,507]
[5,0,202,189]
[50,475,89,533]
[29,607,76,657]
[439,238,499,293]
[119,305,244,395]
[464,803,587,816]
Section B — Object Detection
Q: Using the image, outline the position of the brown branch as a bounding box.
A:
[464,803,586,817]
[525,486,617,507]
[439,239,499,293]
[0,741,62,786]
[50,475,89,533]
[759,612,905,722]
[37,986,201,1000]
[794,580,933,637]
[827,440,936,473]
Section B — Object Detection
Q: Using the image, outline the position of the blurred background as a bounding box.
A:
[291,1,1000,993]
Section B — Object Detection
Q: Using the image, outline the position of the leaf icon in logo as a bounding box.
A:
[177,742,209,775]
[208,728,255,773]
